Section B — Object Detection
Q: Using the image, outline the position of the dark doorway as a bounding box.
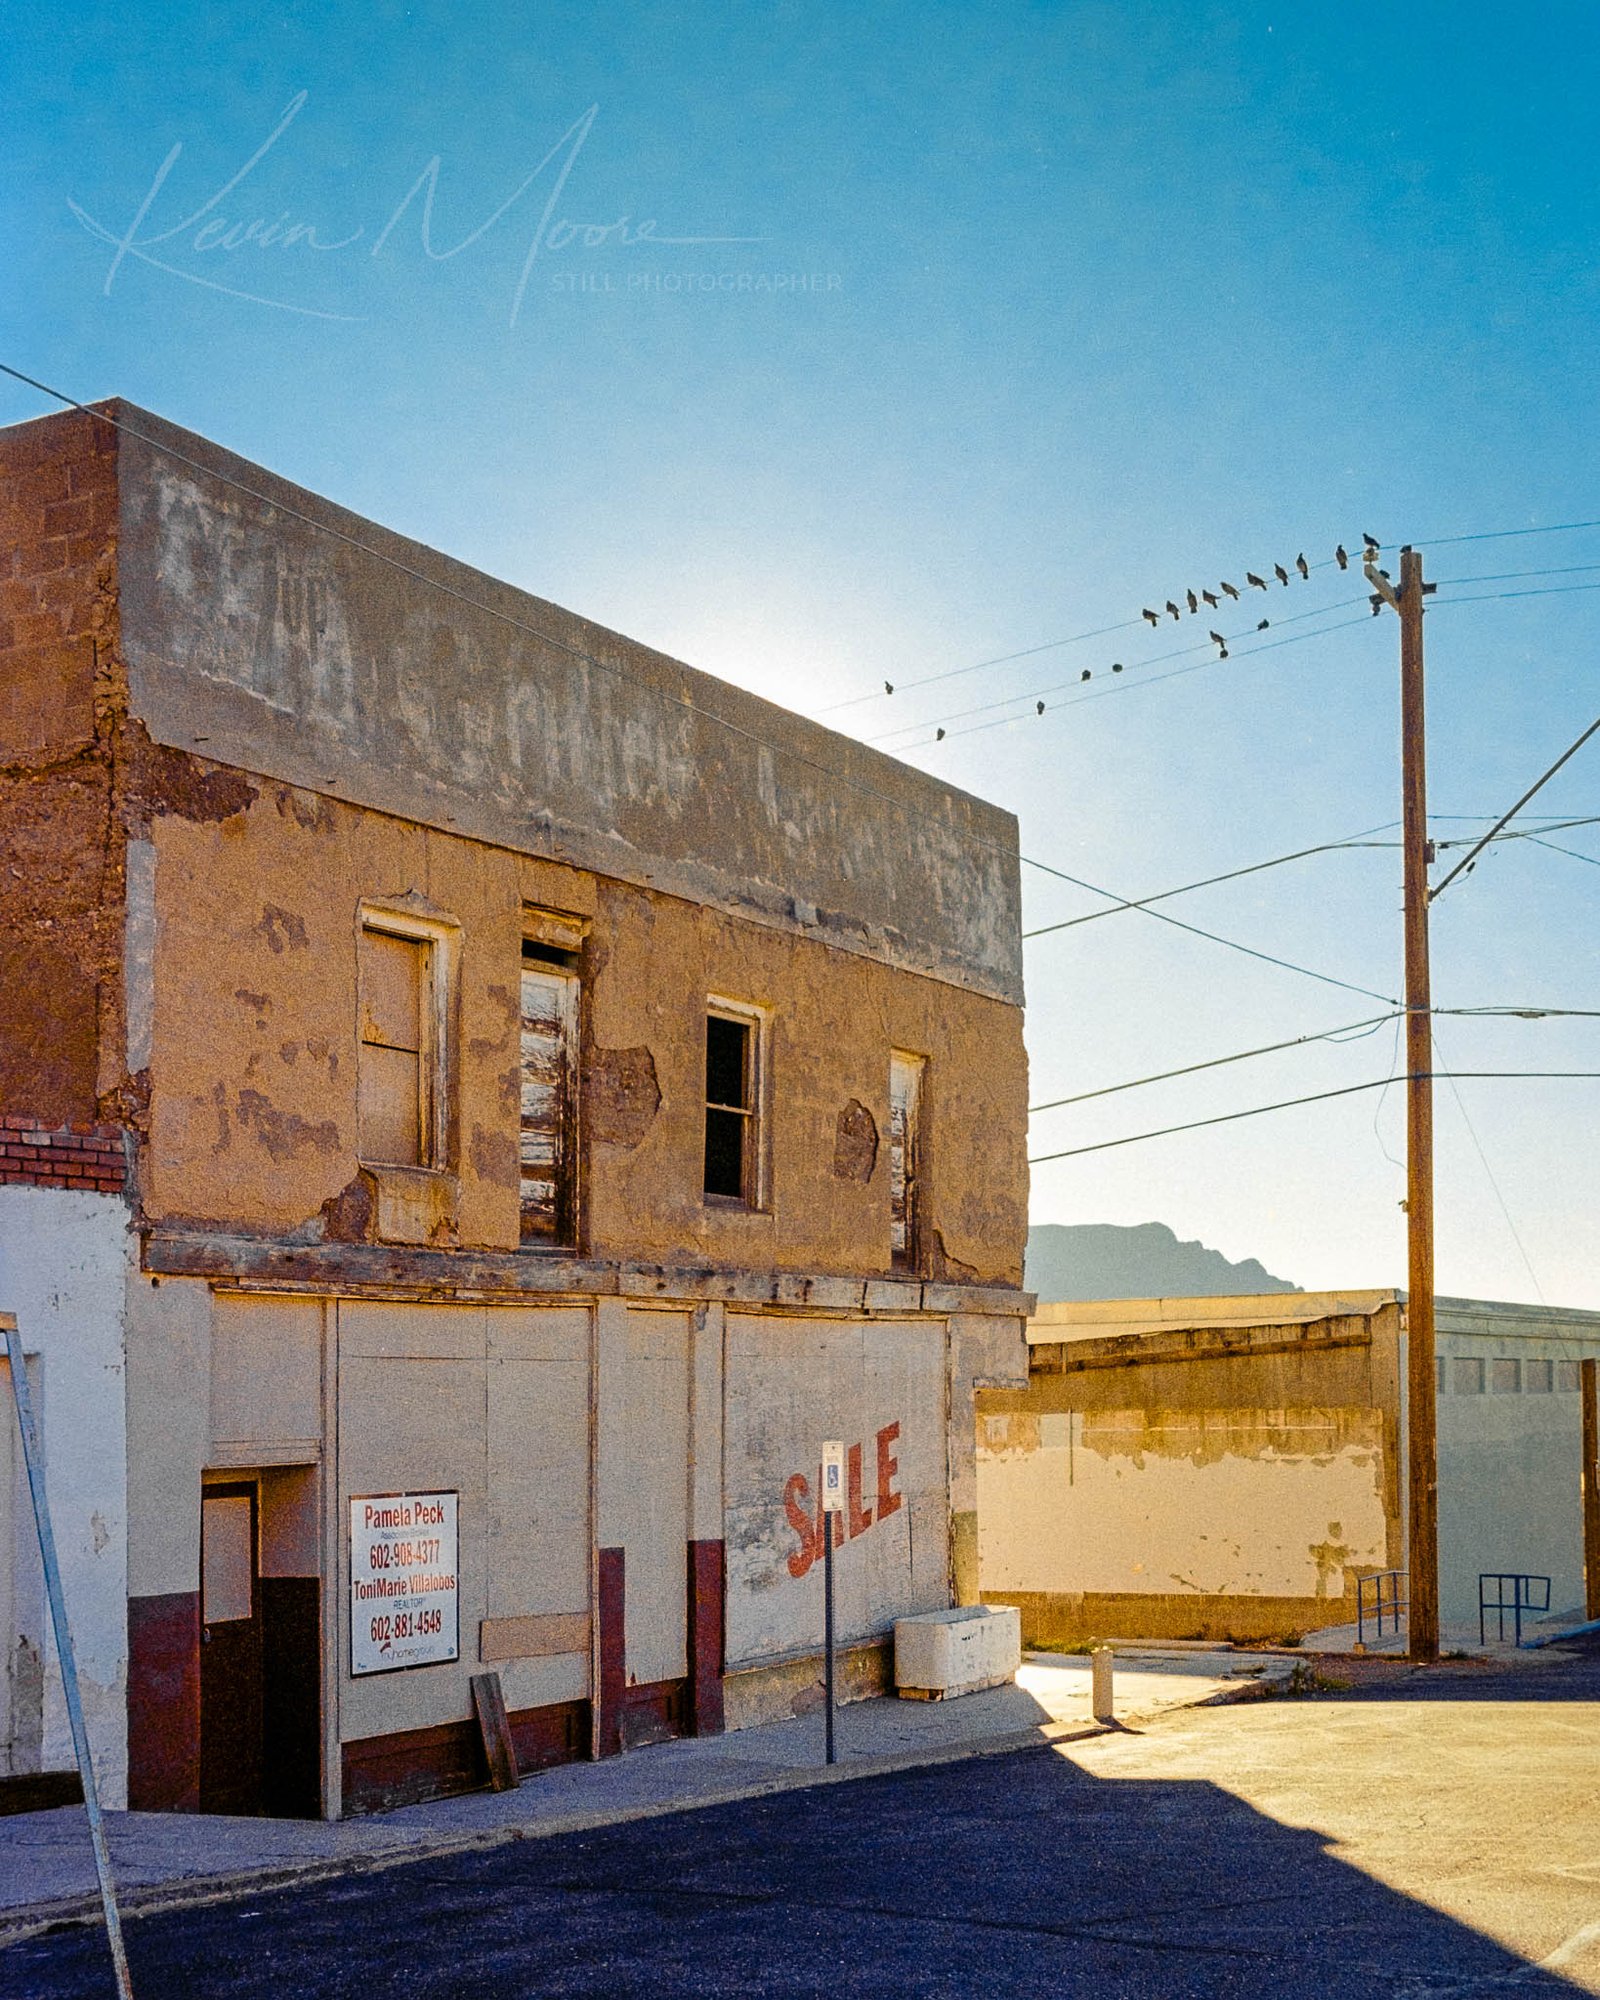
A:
[199,1481,264,1815]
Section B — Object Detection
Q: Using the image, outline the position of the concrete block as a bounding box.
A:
[894,1604,1021,1698]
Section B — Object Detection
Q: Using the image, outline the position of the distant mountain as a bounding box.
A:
[1025,1222,1297,1303]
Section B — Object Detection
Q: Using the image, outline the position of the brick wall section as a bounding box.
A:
[0,1115,126,1192]
[0,406,125,1131]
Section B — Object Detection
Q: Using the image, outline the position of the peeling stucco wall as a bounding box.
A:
[976,1317,1404,1644]
[979,1403,1389,1599]
[140,784,1027,1282]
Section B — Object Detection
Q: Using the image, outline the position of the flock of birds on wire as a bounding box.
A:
[901,535,1385,740]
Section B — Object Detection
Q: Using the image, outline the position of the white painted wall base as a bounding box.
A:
[0,1190,131,1806]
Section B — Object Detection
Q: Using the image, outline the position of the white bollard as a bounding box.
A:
[1091,1644,1115,1723]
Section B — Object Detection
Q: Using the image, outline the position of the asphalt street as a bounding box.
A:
[7,1637,1600,2000]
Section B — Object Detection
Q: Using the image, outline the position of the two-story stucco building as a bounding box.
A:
[0,400,1030,1817]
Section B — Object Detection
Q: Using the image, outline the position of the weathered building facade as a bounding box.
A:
[0,402,1030,1816]
[977,1290,1600,1646]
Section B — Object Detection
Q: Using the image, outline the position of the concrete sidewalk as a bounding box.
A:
[0,1648,1288,1943]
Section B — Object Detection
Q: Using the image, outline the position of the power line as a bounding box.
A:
[1028,1012,1399,1115]
[1019,852,1397,1004]
[1526,836,1600,869]
[1023,827,1398,940]
[1022,813,1600,943]
[1437,812,1600,849]
[1438,562,1600,586]
[825,520,1600,732]
[1420,517,1600,549]
[1431,714,1600,902]
[1433,581,1600,607]
[903,609,1378,752]
[823,550,1359,723]
[1433,1028,1547,1305]
[812,618,1144,715]
[1028,1005,1600,1118]
[1029,1072,1600,1165]
[869,595,1371,747]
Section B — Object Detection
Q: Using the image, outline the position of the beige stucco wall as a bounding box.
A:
[139,784,1027,1284]
[976,1318,1405,1645]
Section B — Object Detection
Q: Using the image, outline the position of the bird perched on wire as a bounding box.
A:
[1202,589,1219,609]
[936,726,946,740]
[1220,580,1240,601]
[1273,562,1290,586]
[884,681,894,694]
[1080,669,1091,681]
[1208,629,1226,650]
[1257,619,1270,630]
[1037,700,1046,713]
[1295,553,1310,579]
[1111,662,1123,673]
[1165,600,1182,620]
[1246,571,1267,590]
[1142,607,1160,626]
[1363,533,1380,553]
[1186,589,1199,613]
[1335,545,1349,570]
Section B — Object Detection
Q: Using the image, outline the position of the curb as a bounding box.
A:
[0,1718,1115,1947]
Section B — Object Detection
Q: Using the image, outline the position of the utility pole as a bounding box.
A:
[1368,543,1439,1662]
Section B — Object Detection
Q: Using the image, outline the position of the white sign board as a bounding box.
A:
[821,1440,845,1513]
[349,1491,459,1676]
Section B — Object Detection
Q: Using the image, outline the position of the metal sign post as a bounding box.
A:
[821,1439,844,1766]
[3,1316,134,2000]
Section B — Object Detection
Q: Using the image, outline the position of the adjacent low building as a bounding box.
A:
[0,401,1031,1817]
[976,1290,1600,1646]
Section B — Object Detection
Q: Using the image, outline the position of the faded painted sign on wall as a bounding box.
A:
[723,1316,949,1666]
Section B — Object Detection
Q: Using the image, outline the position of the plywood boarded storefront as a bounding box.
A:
[338,1302,591,1807]
[723,1315,949,1668]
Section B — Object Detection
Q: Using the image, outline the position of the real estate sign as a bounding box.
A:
[349,1491,459,1675]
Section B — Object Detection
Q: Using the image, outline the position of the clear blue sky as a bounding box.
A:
[6,0,1598,1300]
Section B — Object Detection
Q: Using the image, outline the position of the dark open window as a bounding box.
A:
[704,1010,756,1200]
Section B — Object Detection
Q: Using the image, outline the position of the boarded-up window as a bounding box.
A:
[888,1052,925,1272]
[1453,1356,1485,1396]
[520,944,579,1244]
[1526,1358,1554,1394]
[705,1004,761,1203]
[358,926,433,1166]
[1490,1357,1522,1394]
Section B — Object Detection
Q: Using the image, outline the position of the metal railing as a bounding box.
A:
[1479,1572,1551,1647]
[1357,1569,1408,1646]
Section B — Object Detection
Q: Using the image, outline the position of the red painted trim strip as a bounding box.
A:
[127,1592,200,1812]
[597,1545,626,1758]
[687,1538,726,1737]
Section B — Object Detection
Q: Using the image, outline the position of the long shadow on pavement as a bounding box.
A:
[2,1732,1588,2000]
